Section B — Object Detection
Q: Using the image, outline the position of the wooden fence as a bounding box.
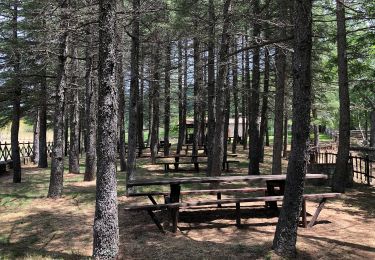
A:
[0,141,54,163]
[310,151,374,185]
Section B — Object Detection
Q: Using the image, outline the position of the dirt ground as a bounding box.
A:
[1,148,374,259]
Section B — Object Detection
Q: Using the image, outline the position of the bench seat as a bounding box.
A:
[124,193,341,232]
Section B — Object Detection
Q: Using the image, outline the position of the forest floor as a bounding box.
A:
[0,147,374,259]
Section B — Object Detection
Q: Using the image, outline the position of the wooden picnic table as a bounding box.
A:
[127,174,329,232]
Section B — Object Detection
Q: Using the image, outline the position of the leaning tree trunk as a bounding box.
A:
[272,0,288,175]
[164,40,171,156]
[177,40,186,154]
[332,0,351,192]
[127,0,140,180]
[68,48,80,174]
[259,47,270,163]
[207,0,216,171]
[93,0,119,257]
[38,66,48,168]
[84,25,97,181]
[150,44,160,163]
[248,0,261,175]
[232,41,239,154]
[48,0,69,198]
[11,0,22,183]
[208,0,232,177]
[272,0,313,256]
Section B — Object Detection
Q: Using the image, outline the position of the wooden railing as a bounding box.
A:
[309,151,374,185]
[0,141,54,163]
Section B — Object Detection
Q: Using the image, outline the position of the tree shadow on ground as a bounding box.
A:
[0,209,92,259]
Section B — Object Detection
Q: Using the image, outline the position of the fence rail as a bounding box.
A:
[0,141,54,163]
[310,151,374,185]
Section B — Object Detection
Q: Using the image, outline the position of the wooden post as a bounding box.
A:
[236,202,241,227]
[170,184,181,232]
[217,192,222,208]
[365,155,370,185]
[301,199,307,228]
[307,198,326,228]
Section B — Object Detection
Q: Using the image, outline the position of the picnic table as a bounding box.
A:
[126,174,338,232]
[155,154,239,172]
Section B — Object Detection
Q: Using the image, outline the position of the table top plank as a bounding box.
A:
[127,174,328,187]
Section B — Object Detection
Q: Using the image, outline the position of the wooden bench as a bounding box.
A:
[124,193,341,233]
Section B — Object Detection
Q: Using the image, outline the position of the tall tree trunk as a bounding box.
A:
[11,0,22,183]
[116,16,126,172]
[232,41,239,154]
[241,36,247,150]
[193,36,203,156]
[137,52,145,151]
[177,40,186,154]
[272,26,287,174]
[48,0,69,198]
[223,75,231,167]
[150,44,160,163]
[33,111,40,164]
[127,0,140,180]
[164,41,171,156]
[69,48,80,174]
[248,0,261,175]
[38,66,48,168]
[332,0,351,192]
[244,35,250,150]
[93,0,119,257]
[208,0,232,177]
[84,21,97,181]
[272,0,313,256]
[207,0,216,170]
[259,48,270,163]
[265,119,270,146]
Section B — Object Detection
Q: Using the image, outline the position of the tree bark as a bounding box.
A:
[272,0,288,175]
[241,36,247,150]
[177,40,187,154]
[116,15,126,172]
[38,66,48,168]
[332,0,351,192]
[232,41,239,154]
[137,52,145,151]
[259,48,270,163]
[150,44,160,163]
[11,0,22,183]
[193,36,203,156]
[248,0,261,175]
[164,40,171,156]
[208,0,232,177]
[68,48,80,174]
[127,0,140,180]
[223,75,231,166]
[207,0,216,170]
[93,0,119,257]
[48,0,69,198]
[272,0,313,256]
[33,110,40,164]
[84,12,97,182]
